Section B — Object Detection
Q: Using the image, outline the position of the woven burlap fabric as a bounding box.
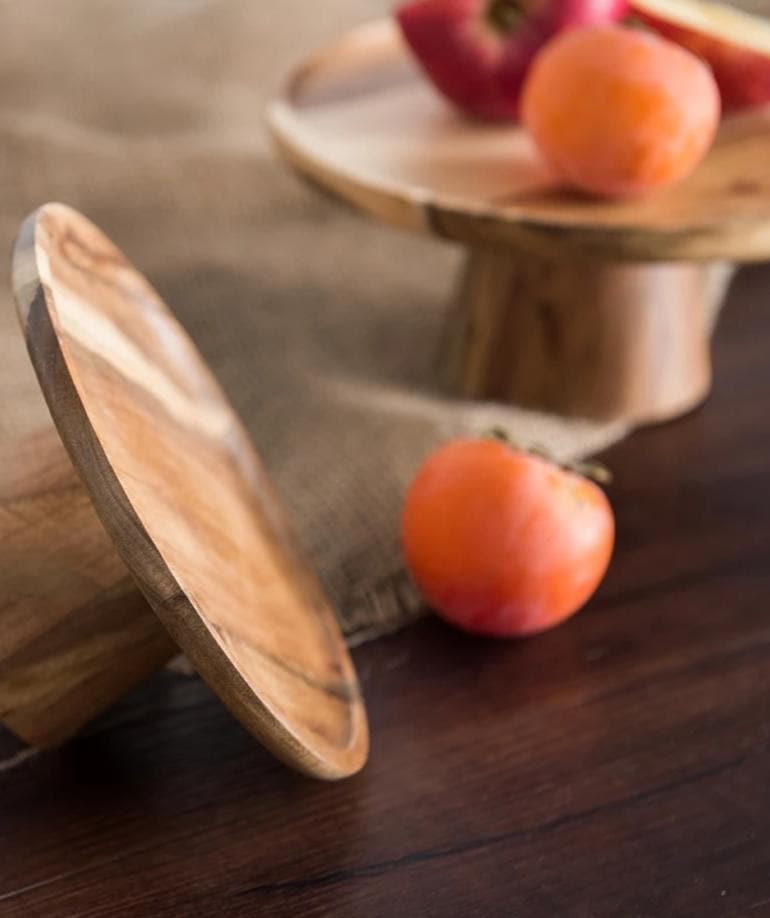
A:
[0,0,628,644]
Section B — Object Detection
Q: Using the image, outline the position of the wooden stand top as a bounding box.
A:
[268,18,770,262]
[11,203,368,780]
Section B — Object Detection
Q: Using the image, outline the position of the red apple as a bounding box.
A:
[631,0,770,111]
[395,0,629,120]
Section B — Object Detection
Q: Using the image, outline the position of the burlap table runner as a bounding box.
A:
[0,0,627,645]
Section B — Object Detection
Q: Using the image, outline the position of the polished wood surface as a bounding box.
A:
[268,18,770,263]
[9,203,367,779]
[441,249,731,423]
[0,412,176,748]
[1,260,769,915]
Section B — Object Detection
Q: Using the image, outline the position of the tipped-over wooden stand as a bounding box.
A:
[268,19,770,425]
[0,204,367,780]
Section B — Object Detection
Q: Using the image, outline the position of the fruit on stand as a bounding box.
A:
[631,0,770,112]
[395,0,628,120]
[401,437,615,637]
[521,23,720,195]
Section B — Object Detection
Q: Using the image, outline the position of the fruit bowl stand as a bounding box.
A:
[268,18,770,425]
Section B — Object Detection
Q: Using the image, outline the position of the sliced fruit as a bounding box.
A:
[632,0,770,111]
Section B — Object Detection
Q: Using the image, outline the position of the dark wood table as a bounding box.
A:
[2,266,770,917]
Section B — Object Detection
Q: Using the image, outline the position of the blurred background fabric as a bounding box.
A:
[0,0,627,642]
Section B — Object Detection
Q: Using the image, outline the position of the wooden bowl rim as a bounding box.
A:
[267,18,770,263]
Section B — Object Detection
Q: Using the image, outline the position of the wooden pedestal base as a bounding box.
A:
[441,247,734,425]
[0,428,175,747]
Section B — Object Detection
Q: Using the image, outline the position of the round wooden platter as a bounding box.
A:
[268,18,770,263]
[9,203,368,780]
[267,19,770,425]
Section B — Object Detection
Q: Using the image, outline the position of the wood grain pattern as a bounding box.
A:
[2,260,770,916]
[0,426,175,746]
[268,18,770,263]
[10,203,367,779]
[441,249,731,423]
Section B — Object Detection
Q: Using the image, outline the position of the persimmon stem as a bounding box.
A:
[570,460,613,485]
[483,428,613,485]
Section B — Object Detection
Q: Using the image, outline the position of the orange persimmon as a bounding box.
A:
[521,24,720,196]
[402,438,614,637]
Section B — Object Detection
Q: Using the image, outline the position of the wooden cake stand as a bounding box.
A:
[1,203,367,780]
[268,19,770,424]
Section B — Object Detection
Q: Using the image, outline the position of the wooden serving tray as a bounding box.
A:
[2,203,367,780]
[269,18,770,261]
[268,19,770,423]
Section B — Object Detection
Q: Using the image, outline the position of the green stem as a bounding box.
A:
[484,428,613,485]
